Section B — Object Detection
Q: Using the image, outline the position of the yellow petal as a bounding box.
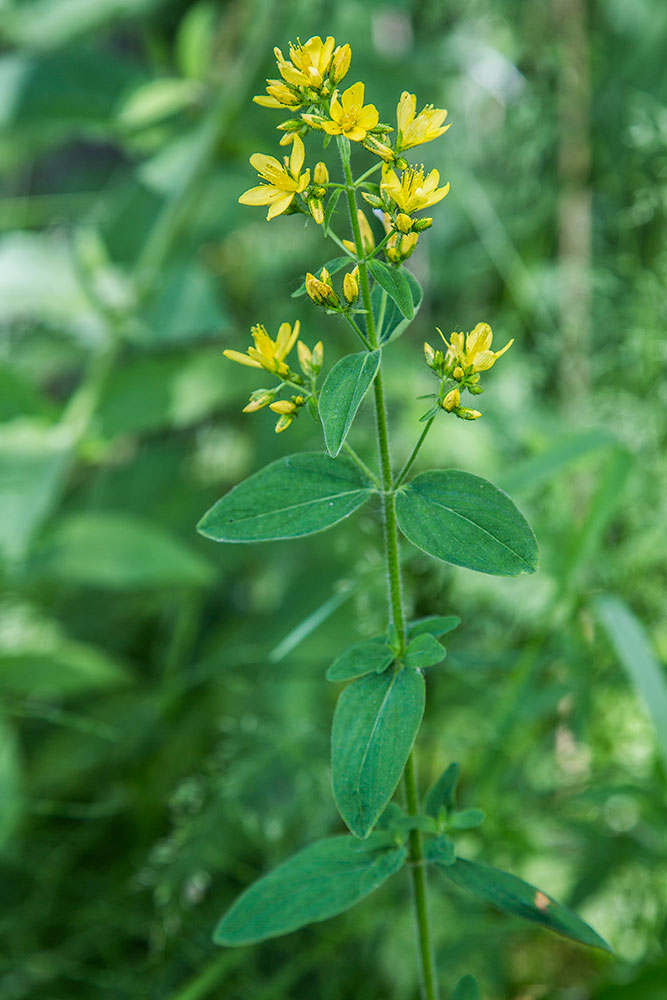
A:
[423,182,449,209]
[223,350,262,369]
[253,95,284,108]
[290,134,305,176]
[249,152,283,177]
[357,105,379,130]
[397,91,415,133]
[467,322,493,355]
[239,184,280,206]
[321,120,343,135]
[266,191,295,220]
[342,81,364,112]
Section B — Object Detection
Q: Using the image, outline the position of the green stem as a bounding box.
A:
[395,417,436,488]
[343,311,373,351]
[342,443,382,489]
[339,138,439,1000]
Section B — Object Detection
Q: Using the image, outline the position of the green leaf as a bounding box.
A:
[116,78,202,130]
[451,975,481,1000]
[357,270,423,344]
[0,638,130,698]
[367,260,414,319]
[449,809,485,830]
[0,716,22,852]
[408,615,461,639]
[176,2,217,80]
[213,834,406,945]
[425,762,459,817]
[396,470,538,576]
[33,513,214,589]
[428,835,456,867]
[197,453,374,543]
[326,639,395,682]
[332,667,425,838]
[323,188,343,236]
[403,633,446,669]
[429,855,611,952]
[292,256,351,297]
[319,351,381,457]
[595,595,667,771]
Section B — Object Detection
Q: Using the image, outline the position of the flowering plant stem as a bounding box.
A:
[339,138,439,1000]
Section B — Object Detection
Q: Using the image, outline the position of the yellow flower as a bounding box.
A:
[442,387,460,412]
[381,165,449,214]
[223,321,300,377]
[239,135,310,220]
[330,43,352,84]
[275,36,336,89]
[318,83,379,141]
[440,322,513,375]
[395,91,450,152]
[343,266,359,303]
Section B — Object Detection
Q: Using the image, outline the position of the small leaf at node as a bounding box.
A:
[332,667,425,838]
[396,470,538,576]
[408,615,461,639]
[214,835,406,945]
[427,835,456,867]
[197,453,373,543]
[326,639,395,682]
[425,762,459,818]
[403,633,446,669]
[449,809,485,830]
[428,855,612,952]
[319,350,381,457]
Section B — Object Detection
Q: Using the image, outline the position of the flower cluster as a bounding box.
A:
[224,321,323,433]
[423,323,513,420]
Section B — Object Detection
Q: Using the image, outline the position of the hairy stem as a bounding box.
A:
[339,139,439,1000]
[395,417,436,488]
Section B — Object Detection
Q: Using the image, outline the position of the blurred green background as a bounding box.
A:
[1,0,666,997]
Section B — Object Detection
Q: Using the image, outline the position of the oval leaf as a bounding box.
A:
[428,854,611,952]
[197,453,373,542]
[367,260,414,319]
[408,615,461,639]
[358,271,423,344]
[326,639,395,682]
[332,667,425,838]
[403,633,446,669]
[319,351,381,457]
[396,470,538,576]
[214,835,406,945]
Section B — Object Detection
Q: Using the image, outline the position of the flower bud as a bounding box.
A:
[373,123,395,135]
[297,341,312,374]
[361,191,384,209]
[456,407,482,420]
[362,134,394,162]
[319,267,332,285]
[423,342,436,367]
[314,161,329,186]
[357,209,376,254]
[453,365,464,380]
[441,388,460,412]
[243,388,275,413]
[395,156,408,171]
[309,198,324,224]
[305,272,340,307]
[311,340,324,372]
[330,44,351,83]
[343,266,359,303]
[274,414,294,434]
[413,217,433,232]
[277,118,303,131]
[395,213,413,234]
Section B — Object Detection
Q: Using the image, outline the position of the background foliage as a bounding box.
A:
[1,0,666,997]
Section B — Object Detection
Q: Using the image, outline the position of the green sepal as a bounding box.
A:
[408,616,461,639]
[332,666,425,838]
[396,470,539,576]
[425,762,459,818]
[428,854,612,952]
[319,350,381,457]
[326,639,395,682]
[197,453,373,543]
[367,260,414,319]
[403,633,446,669]
[213,834,406,946]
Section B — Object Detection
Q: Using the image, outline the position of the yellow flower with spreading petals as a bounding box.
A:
[239,136,310,220]
[439,323,513,374]
[224,321,300,377]
[395,91,450,152]
[381,165,450,214]
[316,83,379,142]
[276,36,337,89]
